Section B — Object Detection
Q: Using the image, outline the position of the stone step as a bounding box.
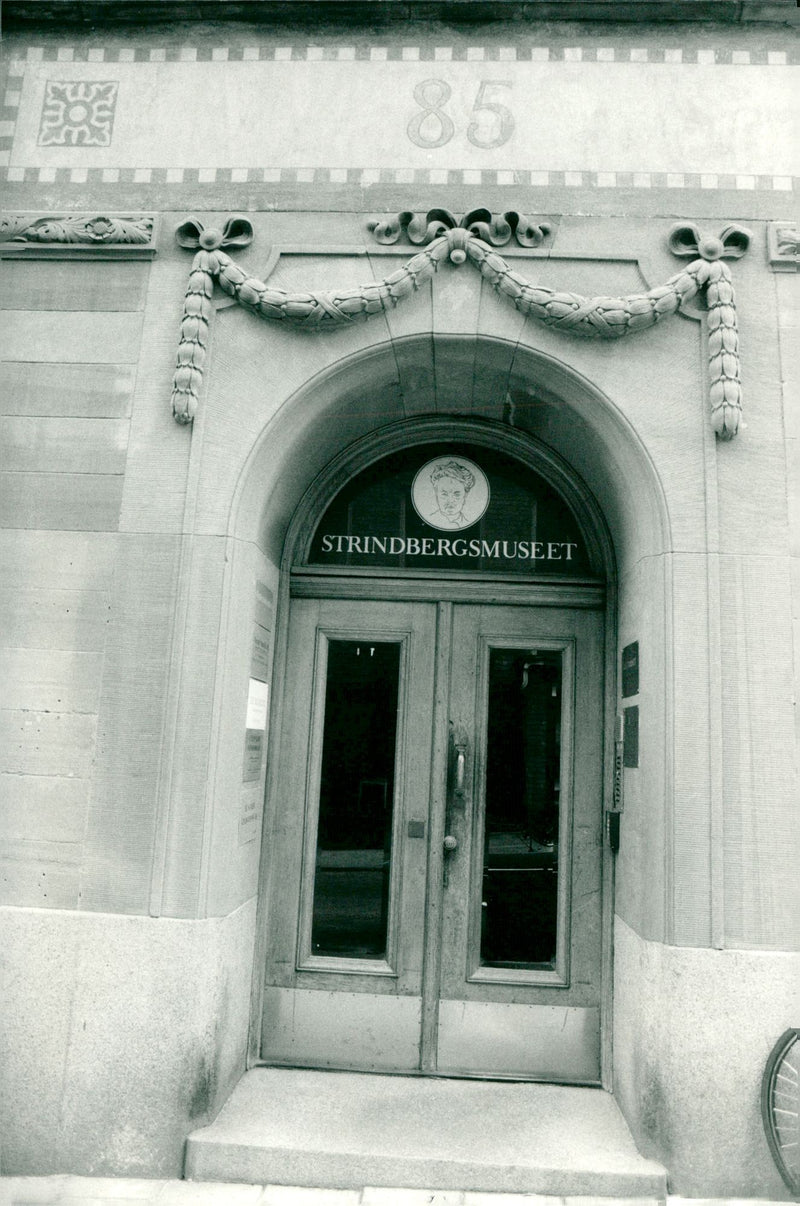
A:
[185,1068,667,1197]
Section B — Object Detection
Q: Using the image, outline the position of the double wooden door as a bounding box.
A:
[261,595,604,1082]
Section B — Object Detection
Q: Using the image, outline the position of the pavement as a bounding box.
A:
[0,1180,793,1206]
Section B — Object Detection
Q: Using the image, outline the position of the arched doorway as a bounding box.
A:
[258,416,614,1085]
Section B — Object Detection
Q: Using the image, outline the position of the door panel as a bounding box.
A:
[262,985,423,1072]
[262,595,604,1081]
[436,1000,600,1081]
[437,605,604,1081]
[262,598,437,1071]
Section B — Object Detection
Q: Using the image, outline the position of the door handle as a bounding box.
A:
[454,745,467,796]
[444,729,468,883]
[449,729,469,803]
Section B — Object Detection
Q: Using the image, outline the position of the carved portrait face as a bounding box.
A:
[412,456,489,530]
[433,474,468,520]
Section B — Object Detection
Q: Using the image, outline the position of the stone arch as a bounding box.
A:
[230,333,671,579]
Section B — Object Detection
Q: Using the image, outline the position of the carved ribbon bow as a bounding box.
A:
[172,216,254,424]
[667,223,751,439]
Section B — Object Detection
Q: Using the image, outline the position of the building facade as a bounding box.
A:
[1,1,798,1198]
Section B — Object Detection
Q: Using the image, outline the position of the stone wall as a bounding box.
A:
[1,257,143,910]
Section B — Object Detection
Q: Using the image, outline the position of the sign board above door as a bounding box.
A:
[307,443,592,576]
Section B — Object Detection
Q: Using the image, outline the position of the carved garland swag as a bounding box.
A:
[170,215,751,439]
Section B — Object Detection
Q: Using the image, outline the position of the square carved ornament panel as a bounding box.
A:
[38,80,119,147]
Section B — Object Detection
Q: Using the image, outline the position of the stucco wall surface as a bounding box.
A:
[1,21,797,217]
[6,57,797,180]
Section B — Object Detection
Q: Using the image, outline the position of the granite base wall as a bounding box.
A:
[612,915,800,1198]
[0,899,257,1177]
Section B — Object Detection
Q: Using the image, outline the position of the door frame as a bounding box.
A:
[249,416,618,1088]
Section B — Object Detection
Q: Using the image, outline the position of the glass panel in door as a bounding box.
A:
[310,639,401,960]
[481,648,563,970]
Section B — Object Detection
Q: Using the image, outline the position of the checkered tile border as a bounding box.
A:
[2,165,795,190]
[4,44,796,64]
[0,76,21,169]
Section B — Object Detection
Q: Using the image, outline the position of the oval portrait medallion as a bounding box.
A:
[411,455,490,531]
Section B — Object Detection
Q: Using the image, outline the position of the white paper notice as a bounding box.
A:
[246,679,269,731]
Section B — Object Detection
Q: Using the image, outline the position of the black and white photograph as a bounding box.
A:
[0,0,798,1204]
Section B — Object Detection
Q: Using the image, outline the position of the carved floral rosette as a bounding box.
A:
[171,216,750,440]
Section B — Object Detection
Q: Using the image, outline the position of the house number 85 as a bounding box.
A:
[407,79,515,150]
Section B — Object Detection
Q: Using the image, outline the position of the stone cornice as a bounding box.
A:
[2,0,797,27]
